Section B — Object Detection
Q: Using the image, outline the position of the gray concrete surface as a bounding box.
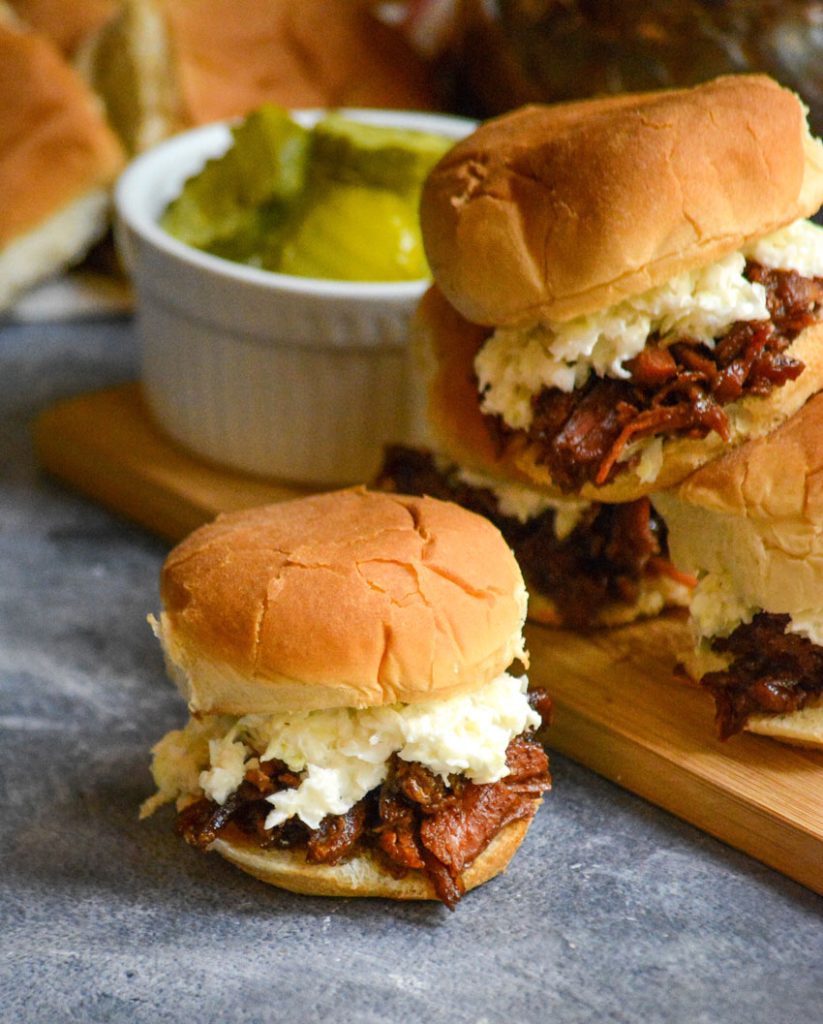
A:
[1,318,820,1024]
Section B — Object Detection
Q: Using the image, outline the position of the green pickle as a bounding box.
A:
[277,185,427,281]
[311,113,453,192]
[161,106,310,259]
[161,104,454,281]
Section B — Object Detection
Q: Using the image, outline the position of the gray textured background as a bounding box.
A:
[1,318,820,1024]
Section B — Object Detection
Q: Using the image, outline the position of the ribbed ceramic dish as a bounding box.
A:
[114,109,474,485]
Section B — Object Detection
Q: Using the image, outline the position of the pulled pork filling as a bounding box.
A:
[176,690,552,909]
[702,613,823,740]
[486,263,823,491]
[376,446,693,628]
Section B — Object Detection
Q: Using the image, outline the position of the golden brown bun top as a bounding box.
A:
[421,75,823,327]
[159,0,436,123]
[0,19,124,246]
[159,489,528,716]
[672,392,823,522]
[7,0,118,56]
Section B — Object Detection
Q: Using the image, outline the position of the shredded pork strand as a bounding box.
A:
[485,263,823,490]
[703,613,823,739]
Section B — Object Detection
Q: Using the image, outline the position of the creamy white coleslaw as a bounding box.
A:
[476,218,823,432]
[143,671,540,830]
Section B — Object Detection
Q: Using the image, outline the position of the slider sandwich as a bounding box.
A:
[418,75,823,502]
[655,393,823,747]
[141,489,552,908]
[376,445,693,629]
[79,0,436,155]
[0,16,124,310]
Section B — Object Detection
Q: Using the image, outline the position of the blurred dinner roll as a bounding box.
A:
[0,17,124,311]
[79,0,439,155]
[5,0,119,57]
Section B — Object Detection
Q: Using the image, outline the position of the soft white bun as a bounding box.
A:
[421,75,823,328]
[80,0,436,154]
[416,284,823,502]
[654,391,823,622]
[157,488,528,716]
[210,816,535,900]
[656,393,823,748]
[0,19,124,309]
[746,701,823,749]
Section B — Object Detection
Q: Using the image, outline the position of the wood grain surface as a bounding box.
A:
[34,383,311,540]
[33,383,823,895]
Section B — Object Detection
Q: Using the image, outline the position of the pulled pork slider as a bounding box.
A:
[141,489,551,908]
[654,393,823,747]
[418,74,823,502]
[375,445,694,629]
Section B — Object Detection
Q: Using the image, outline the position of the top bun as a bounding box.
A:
[156,489,528,716]
[0,17,124,308]
[0,18,124,247]
[668,390,823,524]
[653,392,823,618]
[421,75,823,327]
[158,0,435,125]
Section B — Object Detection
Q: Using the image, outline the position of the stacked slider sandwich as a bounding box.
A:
[654,392,823,748]
[141,489,552,908]
[392,75,823,628]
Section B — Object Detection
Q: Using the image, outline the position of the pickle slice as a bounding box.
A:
[311,113,453,191]
[161,104,453,279]
[161,104,309,253]
[230,105,309,206]
[275,183,428,281]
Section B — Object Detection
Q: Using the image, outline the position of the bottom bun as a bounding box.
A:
[210,815,535,901]
[681,644,823,748]
[528,573,692,629]
[0,189,111,310]
[746,701,823,750]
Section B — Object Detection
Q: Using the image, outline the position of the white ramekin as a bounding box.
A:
[114,109,474,486]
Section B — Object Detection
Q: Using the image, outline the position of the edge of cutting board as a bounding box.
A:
[34,382,310,540]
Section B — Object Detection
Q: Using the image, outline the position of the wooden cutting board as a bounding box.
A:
[34,384,823,896]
